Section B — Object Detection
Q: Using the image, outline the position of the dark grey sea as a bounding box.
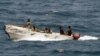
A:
[0,0,100,56]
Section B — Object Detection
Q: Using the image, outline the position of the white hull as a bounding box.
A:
[5,25,74,41]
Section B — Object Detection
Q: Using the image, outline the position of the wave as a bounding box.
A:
[0,1,13,5]
[0,8,16,15]
[78,35,99,41]
[53,49,100,54]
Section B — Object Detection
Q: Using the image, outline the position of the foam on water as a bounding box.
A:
[78,35,99,41]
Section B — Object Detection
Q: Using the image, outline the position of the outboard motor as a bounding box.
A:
[72,33,80,40]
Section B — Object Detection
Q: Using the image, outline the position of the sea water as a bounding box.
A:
[0,0,100,56]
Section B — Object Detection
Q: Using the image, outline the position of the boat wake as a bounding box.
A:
[78,35,99,41]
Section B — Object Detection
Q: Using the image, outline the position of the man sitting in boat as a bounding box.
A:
[66,26,72,36]
[32,25,36,31]
[23,19,31,29]
[44,27,52,34]
[59,26,65,35]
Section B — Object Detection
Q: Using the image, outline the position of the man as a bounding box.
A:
[32,25,36,31]
[24,19,31,29]
[59,26,65,35]
[44,27,52,33]
[66,26,72,36]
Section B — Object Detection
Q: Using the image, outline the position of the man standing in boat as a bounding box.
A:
[66,26,72,36]
[24,19,32,29]
[59,26,65,35]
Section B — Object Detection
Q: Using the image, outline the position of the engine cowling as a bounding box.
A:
[72,33,80,40]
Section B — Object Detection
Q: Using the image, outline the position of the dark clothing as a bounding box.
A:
[32,26,36,31]
[59,27,64,35]
[66,28,72,36]
[60,29,65,35]
[44,27,52,33]
[47,28,52,33]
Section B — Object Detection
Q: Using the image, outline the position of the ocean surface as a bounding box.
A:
[0,0,100,56]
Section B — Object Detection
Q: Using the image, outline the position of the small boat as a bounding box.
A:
[5,24,80,41]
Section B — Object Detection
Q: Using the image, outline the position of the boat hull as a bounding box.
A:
[5,25,74,41]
